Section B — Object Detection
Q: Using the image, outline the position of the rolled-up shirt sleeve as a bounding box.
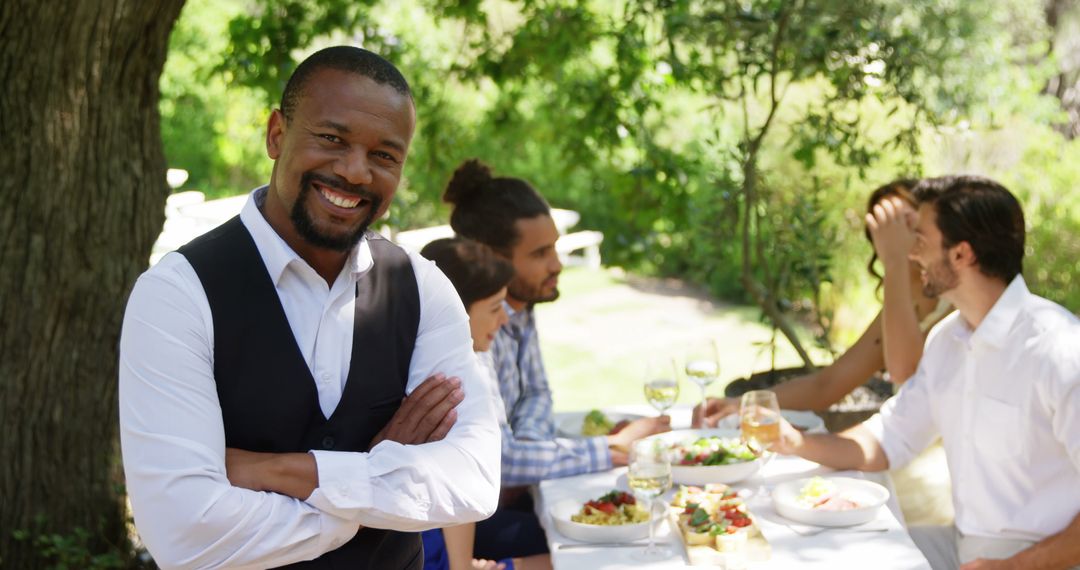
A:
[119,258,359,570]
[863,365,940,471]
[305,252,501,529]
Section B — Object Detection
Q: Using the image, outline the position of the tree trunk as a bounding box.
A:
[0,0,185,565]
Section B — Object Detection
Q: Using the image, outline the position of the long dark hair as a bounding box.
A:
[866,179,919,287]
[443,159,550,254]
[420,237,515,309]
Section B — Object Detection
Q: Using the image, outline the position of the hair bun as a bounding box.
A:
[443,159,492,206]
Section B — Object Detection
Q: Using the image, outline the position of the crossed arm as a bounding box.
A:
[224,374,465,500]
[120,256,499,569]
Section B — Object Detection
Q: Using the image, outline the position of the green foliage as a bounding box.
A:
[12,516,137,570]
[163,0,1080,350]
[160,0,271,197]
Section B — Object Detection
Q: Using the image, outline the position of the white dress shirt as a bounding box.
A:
[866,276,1080,541]
[119,189,500,569]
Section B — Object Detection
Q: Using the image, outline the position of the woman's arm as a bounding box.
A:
[695,312,887,426]
[867,197,924,383]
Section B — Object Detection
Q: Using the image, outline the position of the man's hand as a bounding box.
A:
[691,397,739,428]
[225,448,317,500]
[865,196,918,267]
[608,416,672,466]
[767,417,806,456]
[369,374,464,449]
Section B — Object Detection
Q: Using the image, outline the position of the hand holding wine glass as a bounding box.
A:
[739,390,781,455]
[627,439,673,561]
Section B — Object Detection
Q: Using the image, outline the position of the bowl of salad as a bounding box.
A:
[550,490,651,542]
[771,476,889,527]
[646,429,764,485]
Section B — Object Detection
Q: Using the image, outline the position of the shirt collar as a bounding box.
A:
[239,186,374,286]
[502,302,533,338]
[962,275,1029,349]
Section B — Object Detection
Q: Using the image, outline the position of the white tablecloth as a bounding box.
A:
[539,406,931,569]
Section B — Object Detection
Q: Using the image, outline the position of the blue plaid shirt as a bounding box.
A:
[490,305,612,486]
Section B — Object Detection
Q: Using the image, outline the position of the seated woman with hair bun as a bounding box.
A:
[419,237,551,570]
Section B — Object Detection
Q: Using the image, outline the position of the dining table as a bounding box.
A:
[538,404,932,569]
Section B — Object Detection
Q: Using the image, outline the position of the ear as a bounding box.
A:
[266,109,286,160]
[951,241,977,269]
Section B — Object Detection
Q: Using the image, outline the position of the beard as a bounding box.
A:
[291,171,383,252]
[920,255,959,298]
[508,274,560,306]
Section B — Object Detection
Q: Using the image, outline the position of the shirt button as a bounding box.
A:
[322,435,335,449]
[321,372,332,383]
[330,536,345,548]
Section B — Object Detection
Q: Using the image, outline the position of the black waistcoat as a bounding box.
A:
[179,217,423,570]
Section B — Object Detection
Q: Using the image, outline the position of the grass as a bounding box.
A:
[534,266,833,412]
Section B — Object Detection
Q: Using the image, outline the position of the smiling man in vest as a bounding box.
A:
[119,47,500,569]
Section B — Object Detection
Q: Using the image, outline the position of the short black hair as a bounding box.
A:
[420,238,515,309]
[281,46,412,121]
[913,175,1025,283]
[443,159,550,253]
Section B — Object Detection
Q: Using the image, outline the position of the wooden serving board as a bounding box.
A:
[667,509,771,567]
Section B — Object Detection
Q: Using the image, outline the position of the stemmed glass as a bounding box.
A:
[643,358,679,416]
[739,390,781,457]
[684,341,720,415]
[627,439,673,561]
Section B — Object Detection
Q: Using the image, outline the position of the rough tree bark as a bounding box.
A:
[0,0,185,565]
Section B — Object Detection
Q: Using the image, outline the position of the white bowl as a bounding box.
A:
[549,499,651,543]
[771,477,890,527]
[555,410,646,438]
[715,409,826,434]
[645,429,764,485]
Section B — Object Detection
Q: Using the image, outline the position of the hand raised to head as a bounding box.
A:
[368,373,464,449]
[865,196,918,267]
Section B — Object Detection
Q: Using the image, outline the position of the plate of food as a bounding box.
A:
[646,429,764,485]
[715,409,826,433]
[668,484,771,566]
[771,476,890,527]
[555,409,644,438]
[549,490,651,542]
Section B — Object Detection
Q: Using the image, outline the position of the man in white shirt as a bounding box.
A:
[774,175,1080,570]
[119,46,499,569]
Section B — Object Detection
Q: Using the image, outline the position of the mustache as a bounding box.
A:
[301,172,381,205]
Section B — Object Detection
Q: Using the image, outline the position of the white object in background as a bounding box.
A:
[166,168,189,189]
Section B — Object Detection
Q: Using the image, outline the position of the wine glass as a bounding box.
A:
[627,439,673,561]
[643,358,679,416]
[684,341,720,415]
[739,390,781,453]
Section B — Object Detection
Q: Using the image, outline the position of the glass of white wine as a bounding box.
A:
[739,390,781,454]
[643,358,679,416]
[684,341,720,415]
[627,439,673,561]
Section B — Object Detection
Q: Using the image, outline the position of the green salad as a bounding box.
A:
[582,409,614,436]
[673,437,757,466]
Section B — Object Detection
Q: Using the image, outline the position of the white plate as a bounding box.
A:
[772,477,890,527]
[715,409,826,433]
[549,498,651,543]
[644,429,764,485]
[555,410,646,438]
